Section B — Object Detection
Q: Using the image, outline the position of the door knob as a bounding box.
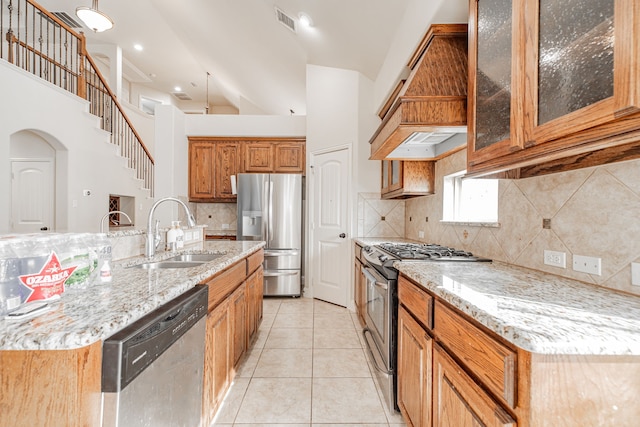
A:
[40,226,48,231]
[339,233,346,238]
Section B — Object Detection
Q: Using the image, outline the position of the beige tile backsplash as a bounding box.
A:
[405,149,640,296]
[357,193,405,238]
[195,203,238,234]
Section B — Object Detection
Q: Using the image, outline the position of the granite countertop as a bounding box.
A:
[0,240,264,351]
[397,260,640,356]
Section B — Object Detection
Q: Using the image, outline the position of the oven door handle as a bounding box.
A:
[363,267,388,291]
[362,327,392,375]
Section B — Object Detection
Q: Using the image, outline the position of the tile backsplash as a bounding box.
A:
[196,203,238,234]
[357,193,405,238]
[405,149,640,296]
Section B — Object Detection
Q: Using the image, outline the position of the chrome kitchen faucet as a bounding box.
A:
[145,197,196,257]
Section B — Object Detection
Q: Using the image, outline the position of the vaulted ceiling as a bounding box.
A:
[36,0,467,115]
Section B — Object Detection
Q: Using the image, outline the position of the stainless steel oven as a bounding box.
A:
[361,248,399,413]
[360,242,491,414]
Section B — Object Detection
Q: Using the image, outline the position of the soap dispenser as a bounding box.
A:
[175,221,185,249]
[166,221,179,251]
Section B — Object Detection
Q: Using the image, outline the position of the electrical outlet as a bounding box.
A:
[573,255,602,276]
[632,263,640,286]
[418,230,424,238]
[543,250,566,268]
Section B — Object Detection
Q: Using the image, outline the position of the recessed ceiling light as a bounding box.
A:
[298,12,313,27]
[133,44,143,51]
[174,86,182,92]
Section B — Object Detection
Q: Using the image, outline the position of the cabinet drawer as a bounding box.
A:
[434,302,517,409]
[398,275,433,330]
[247,249,264,274]
[205,261,246,312]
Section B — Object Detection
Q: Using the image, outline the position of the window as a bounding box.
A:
[443,171,498,223]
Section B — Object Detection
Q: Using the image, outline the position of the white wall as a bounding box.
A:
[0,62,153,233]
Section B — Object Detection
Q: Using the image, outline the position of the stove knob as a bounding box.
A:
[379,254,388,262]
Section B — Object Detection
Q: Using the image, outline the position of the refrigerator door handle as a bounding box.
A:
[264,249,300,257]
[264,270,299,277]
[268,180,274,245]
[262,179,269,241]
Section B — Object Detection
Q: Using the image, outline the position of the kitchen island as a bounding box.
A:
[0,239,264,427]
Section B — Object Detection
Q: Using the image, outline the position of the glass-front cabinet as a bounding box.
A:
[468,0,640,177]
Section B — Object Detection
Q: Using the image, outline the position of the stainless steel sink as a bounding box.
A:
[130,261,206,269]
[166,254,223,262]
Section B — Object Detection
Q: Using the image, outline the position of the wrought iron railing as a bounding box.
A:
[1,0,154,196]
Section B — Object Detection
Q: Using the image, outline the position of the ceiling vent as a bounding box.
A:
[275,6,296,33]
[172,92,192,101]
[38,11,82,28]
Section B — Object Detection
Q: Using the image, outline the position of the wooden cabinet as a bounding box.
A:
[188,141,216,201]
[433,344,516,427]
[246,265,264,345]
[398,306,433,427]
[189,137,305,202]
[467,0,640,178]
[203,299,231,427]
[381,160,435,199]
[215,142,241,201]
[188,139,241,202]
[230,283,247,368]
[244,139,306,173]
[201,249,263,426]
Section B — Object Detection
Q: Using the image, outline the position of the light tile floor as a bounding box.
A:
[211,297,406,427]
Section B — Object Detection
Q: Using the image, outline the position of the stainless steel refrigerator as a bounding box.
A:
[236,173,302,296]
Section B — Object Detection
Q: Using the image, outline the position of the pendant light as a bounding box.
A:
[76,0,114,32]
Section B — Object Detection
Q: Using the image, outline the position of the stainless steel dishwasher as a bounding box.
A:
[101,285,208,427]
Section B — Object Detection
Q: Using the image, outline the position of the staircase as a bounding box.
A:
[1,0,154,197]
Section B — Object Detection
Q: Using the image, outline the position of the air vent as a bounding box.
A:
[172,92,192,101]
[403,131,455,146]
[38,11,82,28]
[275,6,296,33]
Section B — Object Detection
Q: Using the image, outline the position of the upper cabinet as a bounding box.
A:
[381,160,435,200]
[244,140,305,173]
[369,24,469,161]
[189,137,305,203]
[468,0,640,178]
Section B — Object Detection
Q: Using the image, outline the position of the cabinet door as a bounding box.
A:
[468,0,525,166]
[189,142,215,201]
[381,160,389,192]
[202,301,231,426]
[231,283,247,368]
[398,307,432,427]
[245,142,274,172]
[274,143,305,173]
[214,142,241,201]
[528,0,636,144]
[433,345,515,427]
[246,267,263,345]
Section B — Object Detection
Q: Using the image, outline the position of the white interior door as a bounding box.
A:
[11,160,54,233]
[310,146,350,306]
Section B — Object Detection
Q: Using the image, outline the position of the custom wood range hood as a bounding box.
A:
[369,24,468,160]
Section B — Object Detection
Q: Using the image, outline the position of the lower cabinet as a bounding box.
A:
[398,306,432,427]
[354,247,366,326]
[201,249,264,426]
[433,344,515,427]
[231,283,247,368]
[203,299,231,426]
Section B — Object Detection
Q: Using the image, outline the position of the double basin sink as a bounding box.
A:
[131,253,223,269]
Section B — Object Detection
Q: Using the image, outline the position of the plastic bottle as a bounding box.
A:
[0,241,22,315]
[166,221,178,251]
[175,221,185,249]
[100,260,112,283]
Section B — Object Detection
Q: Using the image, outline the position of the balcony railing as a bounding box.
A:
[1,0,154,196]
